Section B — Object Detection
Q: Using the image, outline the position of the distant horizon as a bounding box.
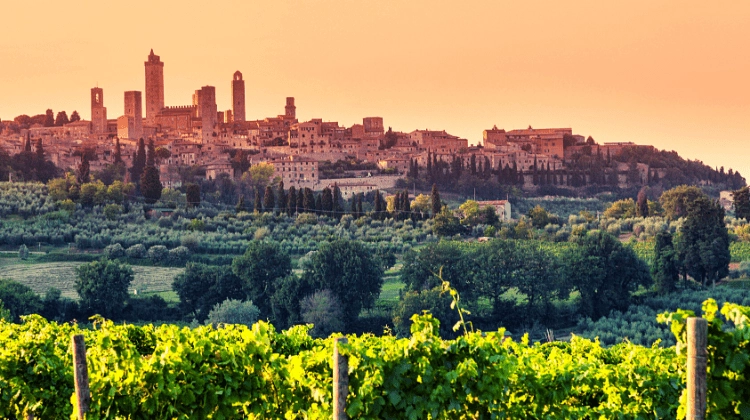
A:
[1,1,748,176]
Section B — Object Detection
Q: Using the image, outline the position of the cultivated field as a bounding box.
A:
[0,260,184,300]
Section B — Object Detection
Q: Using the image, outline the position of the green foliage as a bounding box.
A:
[527,204,551,228]
[660,185,706,220]
[0,278,43,322]
[75,258,133,319]
[204,298,260,327]
[659,299,750,419]
[653,231,679,294]
[734,186,750,221]
[18,244,29,260]
[232,241,292,320]
[301,239,384,322]
[0,314,688,419]
[677,196,730,287]
[172,263,243,322]
[603,198,636,219]
[300,289,344,338]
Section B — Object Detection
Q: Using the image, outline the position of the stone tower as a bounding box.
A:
[232,71,246,122]
[144,49,164,124]
[90,87,107,134]
[118,91,143,139]
[193,86,217,143]
[285,97,296,119]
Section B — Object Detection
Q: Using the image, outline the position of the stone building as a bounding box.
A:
[91,87,107,135]
[232,71,246,123]
[193,86,217,143]
[145,49,164,124]
[118,91,143,139]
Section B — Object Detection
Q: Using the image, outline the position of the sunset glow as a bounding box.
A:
[1,1,748,174]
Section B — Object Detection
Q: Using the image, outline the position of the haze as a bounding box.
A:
[1,1,748,175]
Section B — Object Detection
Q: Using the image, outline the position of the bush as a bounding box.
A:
[126,244,146,259]
[18,244,29,260]
[168,246,190,264]
[204,299,260,327]
[146,245,169,263]
[104,243,125,259]
[300,289,345,338]
[180,234,199,250]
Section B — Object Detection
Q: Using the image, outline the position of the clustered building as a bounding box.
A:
[0,50,644,195]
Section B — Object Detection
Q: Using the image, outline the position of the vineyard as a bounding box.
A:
[2,299,749,419]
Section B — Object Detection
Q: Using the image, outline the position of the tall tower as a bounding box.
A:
[285,97,296,119]
[118,91,143,139]
[144,49,164,124]
[193,86,217,143]
[91,87,107,134]
[232,71,246,122]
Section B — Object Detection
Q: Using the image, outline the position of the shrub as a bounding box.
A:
[146,245,169,263]
[300,289,345,338]
[204,299,260,327]
[104,243,125,259]
[168,246,191,264]
[124,244,145,258]
[18,244,29,260]
[180,234,199,251]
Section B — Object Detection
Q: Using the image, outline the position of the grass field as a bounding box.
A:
[0,260,184,301]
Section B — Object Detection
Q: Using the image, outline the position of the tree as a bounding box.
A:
[301,239,383,323]
[653,231,679,294]
[527,205,550,228]
[243,162,275,192]
[232,241,292,320]
[277,181,286,214]
[54,111,69,126]
[113,138,123,164]
[287,186,297,215]
[677,196,730,287]
[303,188,315,212]
[300,289,345,337]
[432,207,464,237]
[636,187,649,217]
[603,198,636,219]
[77,153,90,184]
[263,185,275,212]
[186,183,200,208]
[321,187,333,213]
[563,231,651,319]
[0,279,43,322]
[236,195,247,212]
[431,184,441,217]
[69,110,81,122]
[332,184,343,215]
[172,263,244,321]
[254,188,262,212]
[392,287,457,338]
[733,186,750,221]
[659,185,705,220]
[35,138,44,163]
[204,299,259,327]
[44,109,54,127]
[75,258,133,319]
[140,166,162,204]
[130,138,146,189]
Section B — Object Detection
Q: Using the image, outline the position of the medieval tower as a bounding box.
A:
[232,71,246,122]
[285,97,296,119]
[90,87,107,134]
[144,49,164,124]
[193,86,217,143]
[117,91,143,139]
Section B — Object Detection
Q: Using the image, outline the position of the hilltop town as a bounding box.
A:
[0,50,743,199]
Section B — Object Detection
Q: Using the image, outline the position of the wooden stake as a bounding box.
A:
[72,334,91,419]
[687,317,707,420]
[333,337,349,420]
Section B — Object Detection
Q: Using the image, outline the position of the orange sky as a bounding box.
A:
[1,1,748,177]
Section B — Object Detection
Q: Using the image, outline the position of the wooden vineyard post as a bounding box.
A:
[333,337,349,420]
[72,334,91,419]
[686,317,707,420]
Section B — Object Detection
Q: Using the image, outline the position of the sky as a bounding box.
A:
[1,1,748,176]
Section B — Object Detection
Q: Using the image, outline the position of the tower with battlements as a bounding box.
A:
[232,71,245,122]
[193,86,217,143]
[91,87,107,134]
[144,49,164,125]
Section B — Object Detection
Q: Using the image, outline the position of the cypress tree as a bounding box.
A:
[254,189,262,213]
[333,184,343,215]
[296,188,304,212]
[350,195,357,218]
[77,153,90,184]
[263,185,275,212]
[322,187,333,213]
[141,139,162,204]
[277,181,286,215]
[113,138,123,164]
[314,192,322,214]
[357,193,363,218]
[236,195,246,212]
[287,186,296,215]
[431,184,441,218]
[374,190,383,219]
[131,138,146,190]
[303,188,315,212]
